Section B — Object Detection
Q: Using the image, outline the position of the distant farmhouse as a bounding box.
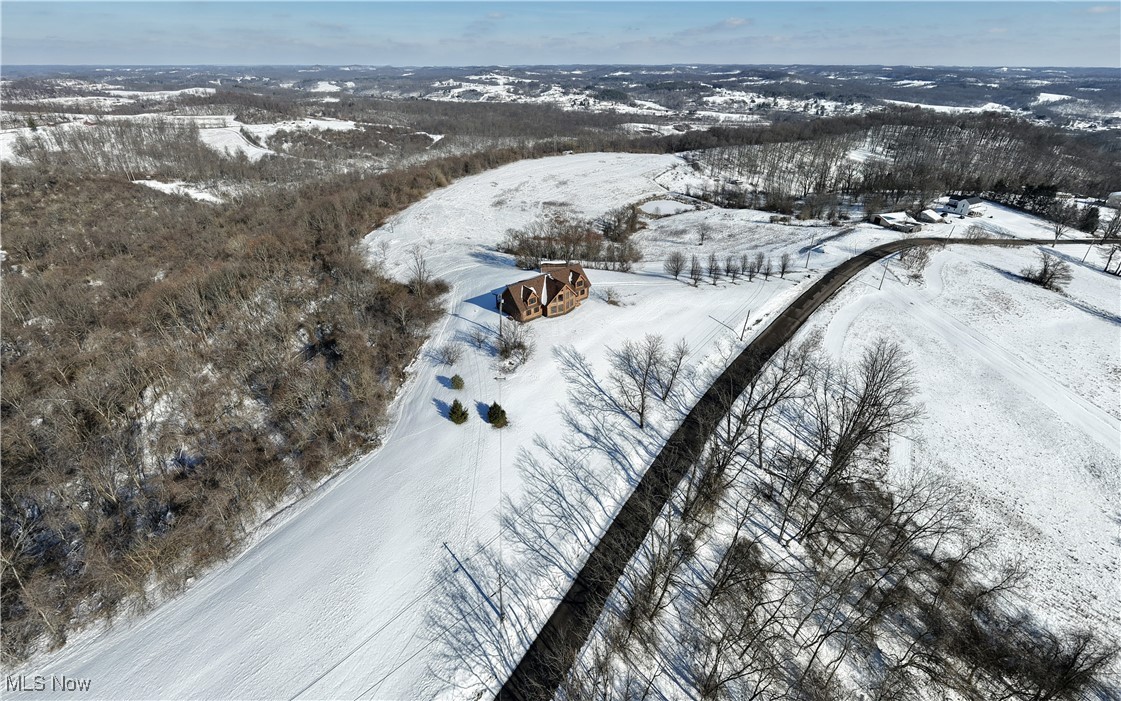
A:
[871,211,923,234]
[944,195,985,217]
[500,263,590,322]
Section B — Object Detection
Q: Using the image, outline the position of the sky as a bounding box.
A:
[1,1,1118,67]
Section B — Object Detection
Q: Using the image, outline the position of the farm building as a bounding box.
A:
[499,263,590,322]
[918,209,946,223]
[1106,192,1121,208]
[871,212,923,233]
[944,195,985,217]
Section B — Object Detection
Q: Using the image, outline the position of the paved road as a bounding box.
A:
[496,237,1109,701]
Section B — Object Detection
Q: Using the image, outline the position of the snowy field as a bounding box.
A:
[796,242,1121,648]
[11,152,1116,699]
[0,114,357,165]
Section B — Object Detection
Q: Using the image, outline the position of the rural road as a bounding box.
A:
[496,236,1110,700]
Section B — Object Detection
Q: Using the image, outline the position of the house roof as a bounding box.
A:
[503,264,588,315]
[948,195,983,205]
[879,211,918,224]
[541,262,589,290]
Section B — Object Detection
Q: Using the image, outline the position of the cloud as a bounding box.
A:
[675,17,752,38]
[1086,5,1117,13]
[463,10,508,37]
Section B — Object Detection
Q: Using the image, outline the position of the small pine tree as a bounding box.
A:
[449,399,469,424]
[487,402,508,428]
[450,374,464,390]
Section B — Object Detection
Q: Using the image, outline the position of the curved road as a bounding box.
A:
[496,236,1110,700]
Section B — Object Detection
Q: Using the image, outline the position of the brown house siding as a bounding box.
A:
[501,264,590,322]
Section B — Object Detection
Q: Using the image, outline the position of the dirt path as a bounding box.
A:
[496,236,1109,700]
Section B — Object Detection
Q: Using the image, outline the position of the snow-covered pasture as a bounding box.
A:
[11,152,1113,700]
[801,242,1120,647]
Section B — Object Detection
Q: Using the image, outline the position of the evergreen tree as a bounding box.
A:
[1078,206,1100,234]
[449,399,469,424]
[487,402,508,428]
[450,374,464,390]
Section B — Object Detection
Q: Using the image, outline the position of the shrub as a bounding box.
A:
[1021,252,1073,292]
[496,321,534,368]
[435,341,463,366]
[449,399,469,424]
[450,374,464,390]
[487,402,508,428]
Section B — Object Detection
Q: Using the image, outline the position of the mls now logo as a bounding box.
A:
[6,675,92,692]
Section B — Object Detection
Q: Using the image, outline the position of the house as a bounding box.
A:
[871,212,923,234]
[944,195,984,217]
[1106,192,1121,209]
[499,263,590,322]
[918,209,945,223]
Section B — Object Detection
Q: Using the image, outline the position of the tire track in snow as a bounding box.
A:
[889,294,1120,452]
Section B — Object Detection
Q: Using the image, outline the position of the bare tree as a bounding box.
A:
[708,252,721,285]
[779,253,791,279]
[1099,243,1121,275]
[610,335,664,429]
[965,223,987,240]
[1098,210,1121,241]
[760,257,773,281]
[664,250,687,280]
[1050,201,1076,246]
[657,339,690,402]
[407,246,432,297]
[689,255,704,287]
[725,256,741,283]
[744,253,759,282]
[698,223,711,246]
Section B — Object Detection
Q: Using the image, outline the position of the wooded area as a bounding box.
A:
[0,144,554,664]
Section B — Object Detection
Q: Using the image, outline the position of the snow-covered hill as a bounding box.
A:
[12,154,1117,699]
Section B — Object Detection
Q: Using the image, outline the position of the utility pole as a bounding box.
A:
[805,232,816,268]
[739,311,751,341]
[494,293,504,338]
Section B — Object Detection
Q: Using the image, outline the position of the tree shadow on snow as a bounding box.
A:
[432,397,450,419]
[469,248,517,269]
